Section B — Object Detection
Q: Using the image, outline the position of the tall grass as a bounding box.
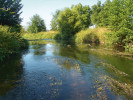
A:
[75,27,111,44]
[22,31,59,40]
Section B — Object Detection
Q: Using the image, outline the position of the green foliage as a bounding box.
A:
[58,7,77,40]
[0,25,29,61]
[51,3,91,40]
[54,33,62,40]
[22,31,58,40]
[124,44,133,53]
[75,27,110,44]
[91,0,133,53]
[0,0,28,61]
[123,33,133,53]
[91,0,133,30]
[0,0,22,26]
[98,0,112,26]
[104,32,120,46]
[51,10,60,31]
[28,14,46,33]
[91,1,102,26]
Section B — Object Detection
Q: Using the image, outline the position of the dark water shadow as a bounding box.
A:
[0,51,27,96]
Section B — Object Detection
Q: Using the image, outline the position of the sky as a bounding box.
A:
[21,0,107,30]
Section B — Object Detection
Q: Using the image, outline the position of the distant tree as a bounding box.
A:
[28,14,46,33]
[50,10,60,31]
[0,0,23,26]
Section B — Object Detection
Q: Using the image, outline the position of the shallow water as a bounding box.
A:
[0,40,133,100]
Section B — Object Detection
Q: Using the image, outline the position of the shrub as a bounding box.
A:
[0,25,29,61]
[54,33,62,40]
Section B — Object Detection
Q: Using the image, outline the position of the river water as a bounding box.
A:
[0,40,133,100]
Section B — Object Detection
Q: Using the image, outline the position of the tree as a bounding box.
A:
[91,0,133,46]
[0,0,22,26]
[98,0,112,27]
[91,0,102,26]
[28,14,46,33]
[50,10,60,31]
[71,3,91,30]
[57,3,91,40]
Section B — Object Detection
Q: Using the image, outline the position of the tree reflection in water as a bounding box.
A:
[0,54,24,96]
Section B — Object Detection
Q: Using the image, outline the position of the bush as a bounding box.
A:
[123,34,133,53]
[54,33,62,40]
[0,25,29,61]
[104,32,119,46]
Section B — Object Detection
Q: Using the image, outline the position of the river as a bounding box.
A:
[0,40,133,100]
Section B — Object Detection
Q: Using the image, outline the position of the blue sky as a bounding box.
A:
[21,0,106,30]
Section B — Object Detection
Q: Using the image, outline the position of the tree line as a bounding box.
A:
[50,0,133,47]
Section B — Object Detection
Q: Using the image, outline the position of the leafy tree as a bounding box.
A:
[105,0,133,45]
[91,0,102,26]
[57,3,91,40]
[50,10,60,31]
[28,14,46,33]
[58,8,74,40]
[71,3,91,30]
[0,0,22,26]
[98,0,112,27]
[108,0,123,31]
[91,0,133,44]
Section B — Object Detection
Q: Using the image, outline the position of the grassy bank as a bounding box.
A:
[22,27,133,54]
[75,27,133,53]
[22,31,59,40]
[0,25,29,61]
[75,27,111,44]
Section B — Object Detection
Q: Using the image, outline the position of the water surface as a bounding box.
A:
[0,40,133,100]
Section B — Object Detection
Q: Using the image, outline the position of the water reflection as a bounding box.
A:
[89,47,133,84]
[0,40,133,100]
[55,41,90,64]
[32,45,46,55]
[0,54,23,96]
[53,58,82,72]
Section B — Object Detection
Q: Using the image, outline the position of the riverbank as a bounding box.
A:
[22,31,59,40]
[22,27,133,54]
[0,25,29,61]
[75,27,133,54]
[75,27,111,44]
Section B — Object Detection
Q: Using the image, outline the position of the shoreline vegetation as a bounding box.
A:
[22,27,133,57]
[0,25,29,62]
[22,31,58,40]
[21,0,133,56]
[0,0,29,62]
[1,0,133,61]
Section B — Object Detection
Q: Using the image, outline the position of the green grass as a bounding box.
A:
[75,27,111,44]
[29,40,55,45]
[22,31,59,40]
